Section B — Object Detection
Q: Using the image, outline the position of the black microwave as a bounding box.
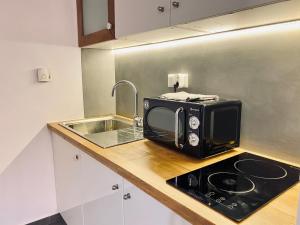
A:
[143,97,242,159]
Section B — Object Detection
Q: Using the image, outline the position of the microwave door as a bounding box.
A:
[144,106,185,148]
[207,106,240,149]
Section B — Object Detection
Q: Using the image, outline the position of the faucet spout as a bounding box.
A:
[111,80,141,126]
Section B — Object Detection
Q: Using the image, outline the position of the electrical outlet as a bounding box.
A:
[168,73,188,88]
[178,73,188,88]
[168,74,178,87]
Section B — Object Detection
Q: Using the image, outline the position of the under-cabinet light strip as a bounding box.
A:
[113,20,300,54]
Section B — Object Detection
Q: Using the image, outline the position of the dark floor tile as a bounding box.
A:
[49,214,65,224]
[27,213,66,225]
[27,217,50,225]
[50,222,67,225]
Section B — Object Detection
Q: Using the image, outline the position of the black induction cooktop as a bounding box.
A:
[167,153,299,222]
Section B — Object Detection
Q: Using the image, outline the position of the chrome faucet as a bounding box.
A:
[112,80,143,127]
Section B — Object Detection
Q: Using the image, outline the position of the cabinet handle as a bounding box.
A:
[112,184,119,190]
[172,1,180,8]
[74,154,80,160]
[157,6,165,13]
[123,193,131,200]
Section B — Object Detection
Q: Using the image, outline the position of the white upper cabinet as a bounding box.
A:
[170,0,208,25]
[79,0,294,47]
[115,0,171,38]
[170,0,279,26]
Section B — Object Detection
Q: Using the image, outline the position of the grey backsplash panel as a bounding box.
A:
[115,29,300,164]
[82,49,116,117]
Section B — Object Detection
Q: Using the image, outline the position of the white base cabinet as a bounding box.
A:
[123,181,191,225]
[52,133,84,225]
[83,192,124,225]
[80,147,124,225]
[51,133,190,225]
[52,133,123,225]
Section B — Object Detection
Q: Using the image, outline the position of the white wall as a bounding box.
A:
[0,1,84,224]
[0,0,78,46]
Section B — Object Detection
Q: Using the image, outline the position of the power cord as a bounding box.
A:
[173,81,179,93]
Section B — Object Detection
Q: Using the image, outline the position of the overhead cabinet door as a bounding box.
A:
[170,0,207,25]
[170,0,281,26]
[77,0,115,46]
[115,0,171,38]
[82,0,109,35]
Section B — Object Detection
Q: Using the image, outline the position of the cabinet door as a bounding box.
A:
[170,0,280,26]
[81,151,123,203]
[52,133,83,225]
[115,0,171,38]
[77,0,115,46]
[81,151,124,225]
[123,181,191,225]
[83,191,123,225]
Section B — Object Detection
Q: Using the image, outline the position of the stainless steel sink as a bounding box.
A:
[60,116,143,148]
[63,119,132,135]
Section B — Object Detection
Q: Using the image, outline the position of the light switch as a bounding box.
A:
[37,68,52,82]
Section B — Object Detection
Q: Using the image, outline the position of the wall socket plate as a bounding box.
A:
[168,74,178,87]
[168,73,188,88]
[37,68,52,82]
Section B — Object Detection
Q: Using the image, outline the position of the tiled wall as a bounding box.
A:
[114,28,300,164]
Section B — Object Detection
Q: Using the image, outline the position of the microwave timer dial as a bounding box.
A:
[188,133,199,147]
[189,116,200,129]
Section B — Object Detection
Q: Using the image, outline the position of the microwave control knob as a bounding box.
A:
[188,133,199,147]
[189,116,200,129]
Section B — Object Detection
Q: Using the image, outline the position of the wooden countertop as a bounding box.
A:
[48,122,300,225]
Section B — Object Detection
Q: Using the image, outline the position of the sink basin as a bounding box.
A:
[63,118,132,135]
[60,116,143,148]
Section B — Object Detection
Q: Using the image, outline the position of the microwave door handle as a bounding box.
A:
[175,107,184,148]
